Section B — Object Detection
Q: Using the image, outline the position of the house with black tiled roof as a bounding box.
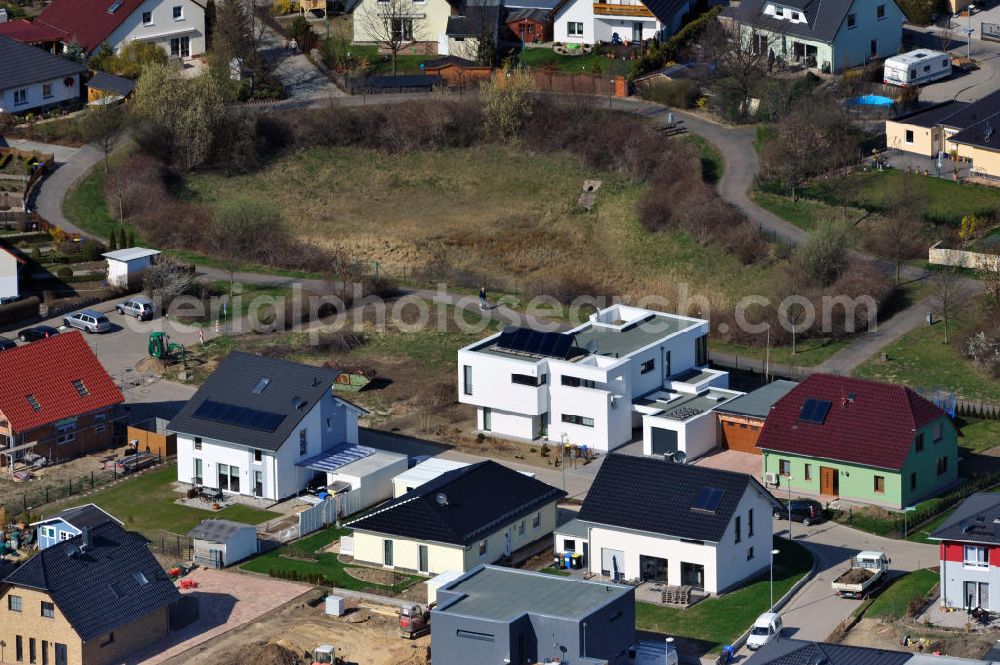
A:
[347,460,566,575]
[0,521,180,665]
[553,454,778,594]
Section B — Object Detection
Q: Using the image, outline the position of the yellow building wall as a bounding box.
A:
[0,586,83,665]
[352,0,452,47]
[965,145,1000,177]
[886,120,936,156]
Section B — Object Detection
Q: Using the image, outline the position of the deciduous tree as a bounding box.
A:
[357,0,428,76]
[79,98,124,173]
[930,268,966,345]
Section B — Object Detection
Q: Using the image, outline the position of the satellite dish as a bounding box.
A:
[585,340,598,354]
[436,493,448,507]
[673,451,687,464]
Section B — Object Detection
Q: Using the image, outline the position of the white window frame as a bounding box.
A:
[58,532,73,542]
[142,10,153,24]
[964,544,989,569]
[567,21,583,37]
[13,89,27,106]
[56,432,75,445]
[42,83,53,99]
[172,5,183,20]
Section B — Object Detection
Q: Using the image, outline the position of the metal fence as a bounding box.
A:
[151,529,192,558]
[5,458,163,514]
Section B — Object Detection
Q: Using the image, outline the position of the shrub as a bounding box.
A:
[639,79,700,109]
[481,68,535,144]
[272,0,293,14]
[56,266,73,280]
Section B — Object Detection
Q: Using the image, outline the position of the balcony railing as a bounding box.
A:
[593,2,654,17]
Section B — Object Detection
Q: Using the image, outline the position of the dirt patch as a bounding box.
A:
[219,641,302,665]
[344,566,408,587]
[842,617,996,659]
[159,588,430,665]
[838,568,876,585]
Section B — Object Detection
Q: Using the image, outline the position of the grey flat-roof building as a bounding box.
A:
[431,564,635,665]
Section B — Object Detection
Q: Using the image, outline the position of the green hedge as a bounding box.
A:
[632,6,722,77]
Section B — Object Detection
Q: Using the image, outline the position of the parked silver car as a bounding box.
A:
[63,309,112,334]
[116,296,155,321]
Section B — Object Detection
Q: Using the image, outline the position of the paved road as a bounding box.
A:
[259,22,345,102]
[772,519,937,643]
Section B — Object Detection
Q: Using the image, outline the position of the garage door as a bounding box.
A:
[721,420,761,454]
[650,427,678,456]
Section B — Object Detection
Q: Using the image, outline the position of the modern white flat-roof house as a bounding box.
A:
[457,305,729,454]
[553,454,778,594]
[169,353,367,502]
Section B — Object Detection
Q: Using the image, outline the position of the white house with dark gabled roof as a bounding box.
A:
[168,352,367,502]
[721,0,905,73]
[554,454,778,593]
[550,0,689,45]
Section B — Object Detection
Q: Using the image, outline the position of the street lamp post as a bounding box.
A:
[968,5,976,61]
[769,548,780,611]
[786,476,794,540]
[902,505,916,539]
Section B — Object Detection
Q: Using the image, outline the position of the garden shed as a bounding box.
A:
[102,247,160,290]
[187,519,258,568]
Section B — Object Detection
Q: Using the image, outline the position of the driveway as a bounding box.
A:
[769,519,937,643]
[906,24,1000,103]
[128,568,312,665]
[259,23,345,102]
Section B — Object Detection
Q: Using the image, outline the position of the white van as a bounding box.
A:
[884,50,952,86]
[631,637,679,665]
[746,612,783,650]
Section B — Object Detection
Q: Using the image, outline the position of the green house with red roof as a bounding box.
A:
[756,375,958,509]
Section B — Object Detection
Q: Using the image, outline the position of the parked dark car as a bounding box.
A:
[17,325,60,343]
[774,499,827,526]
[0,336,16,352]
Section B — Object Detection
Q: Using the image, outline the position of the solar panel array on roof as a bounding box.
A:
[495,327,576,359]
[798,398,832,425]
[192,400,286,433]
[692,487,725,513]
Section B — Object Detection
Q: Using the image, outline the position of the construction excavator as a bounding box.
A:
[148,332,188,364]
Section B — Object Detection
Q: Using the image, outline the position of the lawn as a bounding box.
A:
[866,569,938,619]
[635,537,812,652]
[515,47,614,74]
[539,566,572,576]
[853,314,1000,402]
[713,337,849,368]
[686,135,724,186]
[184,144,772,303]
[802,171,1000,227]
[348,44,440,76]
[957,417,1000,455]
[48,465,280,540]
[61,165,130,241]
[240,525,421,592]
[751,191,868,232]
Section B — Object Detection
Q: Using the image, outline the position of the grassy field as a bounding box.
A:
[61,165,130,240]
[802,171,1000,227]
[48,465,280,540]
[866,569,938,619]
[347,44,439,75]
[185,144,770,302]
[751,191,868,232]
[686,135,724,186]
[635,537,811,652]
[713,337,849,368]
[240,525,421,592]
[853,314,1000,402]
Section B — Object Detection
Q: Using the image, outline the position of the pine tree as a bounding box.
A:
[127,230,136,248]
[118,227,127,249]
[108,229,118,251]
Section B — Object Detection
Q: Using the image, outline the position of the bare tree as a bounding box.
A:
[357,0,427,76]
[978,250,1000,308]
[80,99,125,174]
[143,255,194,309]
[106,167,133,224]
[761,102,832,200]
[867,214,927,284]
[703,18,779,119]
[930,268,967,345]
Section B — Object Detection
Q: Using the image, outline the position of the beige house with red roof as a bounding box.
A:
[0,332,124,468]
[757,374,958,509]
[0,0,205,60]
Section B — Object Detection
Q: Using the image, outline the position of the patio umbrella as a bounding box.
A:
[612,555,620,581]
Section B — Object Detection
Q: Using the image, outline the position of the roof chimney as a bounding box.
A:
[80,526,91,551]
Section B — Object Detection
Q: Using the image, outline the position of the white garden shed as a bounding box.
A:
[187,519,258,568]
[102,247,160,290]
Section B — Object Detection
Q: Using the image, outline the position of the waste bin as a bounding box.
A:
[563,552,573,569]
[571,553,582,569]
[722,645,735,664]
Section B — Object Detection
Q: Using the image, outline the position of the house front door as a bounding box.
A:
[418,545,428,573]
[870,39,878,58]
[254,470,263,497]
[819,466,838,496]
[632,22,642,43]
[54,644,67,665]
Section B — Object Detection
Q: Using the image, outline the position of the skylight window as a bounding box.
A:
[107,1,123,13]
[692,487,725,513]
[799,398,832,424]
[26,395,41,412]
[72,379,89,397]
[133,571,149,585]
[252,378,271,394]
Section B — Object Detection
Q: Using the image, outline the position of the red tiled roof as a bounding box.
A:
[755,374,947,471]
[0,19,66,44]
[0,331,123,433]
[34,0,146,53]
